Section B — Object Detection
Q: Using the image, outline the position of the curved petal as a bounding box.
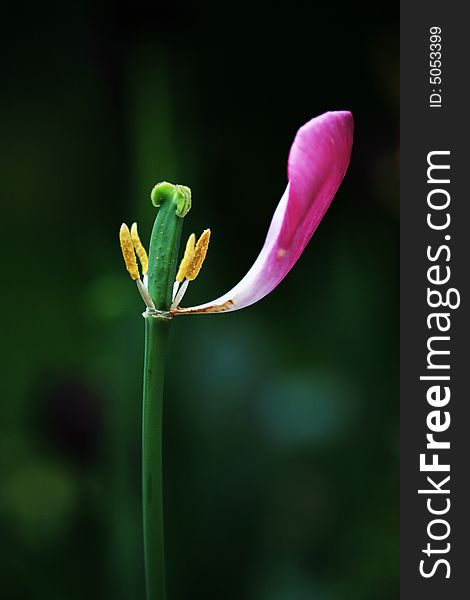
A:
[175,111,354,315]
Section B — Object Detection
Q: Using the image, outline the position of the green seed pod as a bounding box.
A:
[148,181,192,310]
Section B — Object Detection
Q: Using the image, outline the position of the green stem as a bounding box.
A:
[142,314,171,600]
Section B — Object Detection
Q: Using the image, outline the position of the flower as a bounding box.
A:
[120,111,354,316]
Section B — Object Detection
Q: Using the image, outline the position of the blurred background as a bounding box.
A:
[0,2,398,599]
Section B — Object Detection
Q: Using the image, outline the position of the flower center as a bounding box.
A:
[119,223,211,313]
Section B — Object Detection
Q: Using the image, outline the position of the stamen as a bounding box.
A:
[170,230,211,310]
[120,223,140,280]
[120,224,155,311]
[176,233,196,282]
[186,229,211,281]
[130,222,149,275]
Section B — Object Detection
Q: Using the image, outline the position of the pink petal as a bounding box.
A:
[175,111,354,315]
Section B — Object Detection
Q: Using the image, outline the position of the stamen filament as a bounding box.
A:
[171,278,189,309]
[137,278,156,311]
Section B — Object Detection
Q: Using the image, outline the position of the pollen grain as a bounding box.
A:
[130,222,149,275]
[120,223,140,280]
[186,229,211,281]
[176,233,196,282]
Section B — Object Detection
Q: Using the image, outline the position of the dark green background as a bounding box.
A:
[1,2,398,599]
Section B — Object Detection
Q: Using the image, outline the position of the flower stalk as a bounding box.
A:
[142,312,171,600]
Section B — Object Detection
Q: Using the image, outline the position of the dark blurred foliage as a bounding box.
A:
[0,1,398,599]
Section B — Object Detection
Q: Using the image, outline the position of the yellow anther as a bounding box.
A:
[130,222,149,275]
[186,229,211,281]
[119,223,140,280]
[176,233,196,282]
